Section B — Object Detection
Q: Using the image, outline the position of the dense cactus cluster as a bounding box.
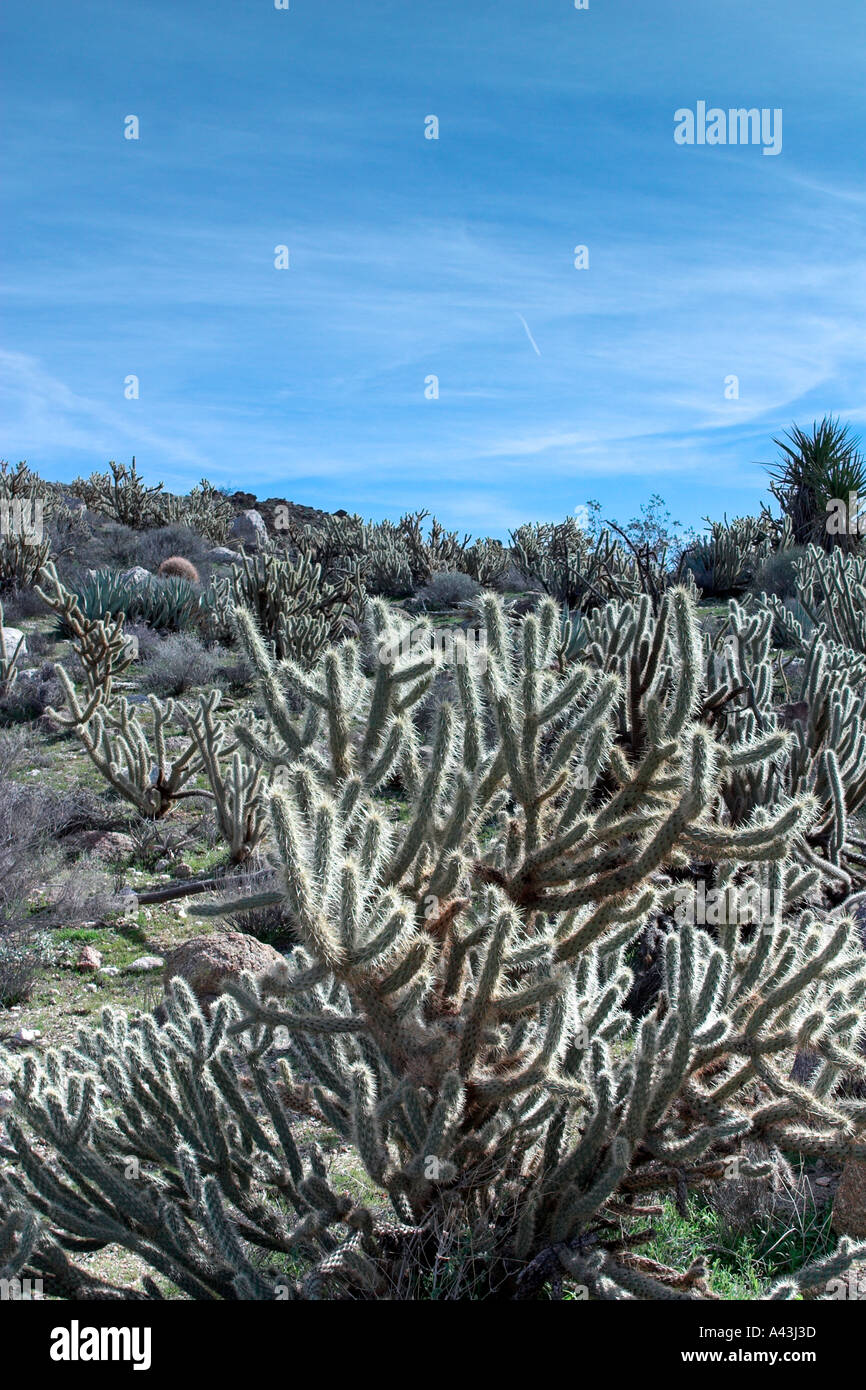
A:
[0,460,52,592]
[789,546,866,653]
[680,516,774,598]
[211,545,364,667]
[70,458,169,530]
[285,509,470,599]
[69,461,234,542]
[510,517,648,611]
[3,442,866,1302]
[3,581,866,1299]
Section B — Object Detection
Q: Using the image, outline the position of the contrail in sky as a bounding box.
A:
[516,313,541,356]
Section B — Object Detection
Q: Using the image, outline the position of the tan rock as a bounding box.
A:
[76,945,103,973]
[162,932,287,1010]
[76,830,135,858]
[832,1157,866,1238]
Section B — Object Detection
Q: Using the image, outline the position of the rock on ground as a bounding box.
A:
[76,946,103,973]
[1,627,27,662]
[75,830,135,857]
[832,1157,866,1238]
[126,955,165,973]
[229,509,268,550]
[162,932,287,1011]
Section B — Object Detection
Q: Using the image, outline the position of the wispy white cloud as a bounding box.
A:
[2,0,864,529]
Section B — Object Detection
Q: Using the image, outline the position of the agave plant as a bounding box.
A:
[54,569,201,634]
[766,417,866,550]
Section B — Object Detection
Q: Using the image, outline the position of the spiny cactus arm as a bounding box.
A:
[43,660,106,730]
[511,735,708,915]
[680,796,814,861]
[456,908,516,1076]
[767,1237,866,1300]
[384,703,457,885]
[183,693,268,861]
[718,730,790,770]
[231,605,315,757]
[269,788,346,970]
[554,888,657,963]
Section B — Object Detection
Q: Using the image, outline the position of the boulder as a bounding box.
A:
[229,510,268,550]
[122,566,152,586]
[163,932,287,1011]
[126,955,165,973]
[832,1157,866,1238]
[205,546,241,564]
[76,830,135,858]
[76,945,103,973]
[1,627,27,663]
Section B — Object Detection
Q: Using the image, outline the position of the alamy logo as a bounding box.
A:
[377,625,488,672]
[0,498,43,541]
[673,882,781,928]
[49,1320,152,1371]
[826,493,866,535]
[0,1276,43,1300]
[674,102,782,156]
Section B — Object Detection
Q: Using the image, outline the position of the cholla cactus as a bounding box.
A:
[511,517,641,612]
[284,510,471,599]
[792,546,866,653]
[164,479,234,545]
[680,517,770,598]
[582,586,866,895]
[183,693,269,862]
[396,510,469,580]
[710,597,866,892]
[70,457,167,530]
[0,461,51,592]
[51,689,204,818]
[35,562,134,708]
[48,677,268,857]
[3,586,865,1300]
[462,537,509,587]
[214,546,361,667]
[38,567,266,854]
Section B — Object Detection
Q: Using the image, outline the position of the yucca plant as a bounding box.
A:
[766,418,866,551]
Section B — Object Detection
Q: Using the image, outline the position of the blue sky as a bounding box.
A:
[1,0,864,537]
